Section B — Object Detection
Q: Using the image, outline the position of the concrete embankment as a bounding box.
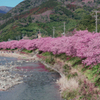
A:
[40,60,64,77]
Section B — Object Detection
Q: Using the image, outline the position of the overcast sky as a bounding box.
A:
[0,0,24,7]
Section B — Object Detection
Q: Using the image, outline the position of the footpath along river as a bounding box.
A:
[0,57,63,100]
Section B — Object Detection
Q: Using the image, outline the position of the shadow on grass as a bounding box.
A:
[72,59,82,67]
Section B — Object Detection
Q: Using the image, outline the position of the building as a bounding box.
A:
[37,31,41,39]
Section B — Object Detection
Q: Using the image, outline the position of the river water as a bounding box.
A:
[0,57,63,100]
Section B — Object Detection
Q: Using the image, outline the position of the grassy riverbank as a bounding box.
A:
[0,49,100,99]
[36,51,100,100]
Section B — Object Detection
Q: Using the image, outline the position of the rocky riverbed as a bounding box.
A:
[0,51,40,91]
[0,59,23,91]
[0,57,63,100]
[0,55,39,91]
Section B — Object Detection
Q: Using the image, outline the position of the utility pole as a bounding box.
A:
[64,22,65,36]
[93,11,100,33]
[95,11,98,33]
[53,27,55,38]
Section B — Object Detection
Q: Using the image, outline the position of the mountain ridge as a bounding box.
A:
[0,10,6,14]
[0,6,13,13]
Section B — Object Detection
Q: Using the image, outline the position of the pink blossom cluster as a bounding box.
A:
[0,30,100,66]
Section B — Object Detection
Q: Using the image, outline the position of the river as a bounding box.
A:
[0,57,63,100]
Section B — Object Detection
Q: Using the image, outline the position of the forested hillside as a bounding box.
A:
[0,0,100,41]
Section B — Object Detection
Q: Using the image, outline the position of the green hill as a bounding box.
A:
[0,0,100,41]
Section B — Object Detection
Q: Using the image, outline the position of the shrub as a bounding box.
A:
[56,75,79,93]
[79,80,100,100]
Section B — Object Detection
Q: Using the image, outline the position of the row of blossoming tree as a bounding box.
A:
[0,30,100,66]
